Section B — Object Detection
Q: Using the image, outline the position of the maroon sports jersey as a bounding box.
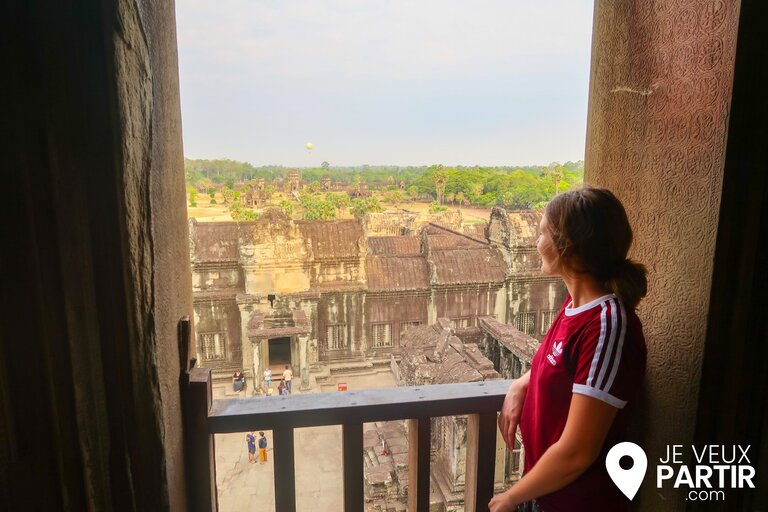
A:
[519,293,646,512]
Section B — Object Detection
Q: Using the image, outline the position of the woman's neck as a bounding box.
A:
[562,272,611,308]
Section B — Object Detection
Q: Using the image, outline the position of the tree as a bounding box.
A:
[544,162,565,198]
[429,201,447,213]
[278,199,294,217]
[321,161,330,170]
[264,184,275,200]
[350,197,383,219]
[467,182,484,204]
[445,192,455,205]
[384,190,404,207]
[455,191,465,206]
[308,181,321,194]
[428,164,448,204]
[300,193,336,220]
[240,210,259,221]
[206,187,217,204]
[228,201,243,220]
[498,170,549,209]
[187,186,198,207]
[221,188,235,204]
[407,186,419,201]
[326,192,351,214]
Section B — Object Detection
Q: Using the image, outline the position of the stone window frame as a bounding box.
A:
[399,320,422,336]
[450,317,472,329]
[514,311,536,336]
[540,309,558,335]
[370,323,393,348]
[199,331,227,361]
[326,324,348,350]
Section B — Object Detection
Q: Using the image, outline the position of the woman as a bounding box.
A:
[489,187,648,512]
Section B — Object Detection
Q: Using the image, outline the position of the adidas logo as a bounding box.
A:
[547,341,563,366]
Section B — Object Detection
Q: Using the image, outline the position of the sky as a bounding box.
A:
[176,0,594,167]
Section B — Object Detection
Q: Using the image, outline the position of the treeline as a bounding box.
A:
[185,158,584,210]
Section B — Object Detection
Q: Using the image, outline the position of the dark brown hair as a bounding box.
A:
[544,187,647,308]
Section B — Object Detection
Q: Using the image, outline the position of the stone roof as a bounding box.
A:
[366,256,430,292]
[477,316,539,360]
[189,220,240,263]
[367,236,421,256]
[463,223,487,239]
[429,248,507,285]
[426,233,486,250]
[296,220,363,260]
[397,319,500,385]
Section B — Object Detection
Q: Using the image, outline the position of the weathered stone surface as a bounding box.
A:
[190,211,566,398]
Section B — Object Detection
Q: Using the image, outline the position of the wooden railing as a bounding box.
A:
[178,317,511,512]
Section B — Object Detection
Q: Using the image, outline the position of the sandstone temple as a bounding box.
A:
[189,208,566,395]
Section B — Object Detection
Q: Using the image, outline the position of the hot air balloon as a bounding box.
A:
[305,142,313,152]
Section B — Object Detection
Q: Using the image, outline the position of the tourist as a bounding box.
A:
[232,370,245,393]
[490,188,648,512]
[245,431,256,464]
[262,367,271,392]
[282,365,293,393]
[258,432,268,464]
[277,380,288,396]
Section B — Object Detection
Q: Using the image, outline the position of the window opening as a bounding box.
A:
[199,332,226,361]
[451,317,471,329]
[399,321,422,335]
[327,324,348,350]
[371,323,393,348]
[514,312,536,336]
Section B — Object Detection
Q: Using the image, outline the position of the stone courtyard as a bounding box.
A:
[214,371,398,511]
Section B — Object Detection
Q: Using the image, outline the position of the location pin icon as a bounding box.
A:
[606,442,647,500]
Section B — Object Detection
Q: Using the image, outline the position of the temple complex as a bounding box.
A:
[190,207,566,394]
[363,316,539,511]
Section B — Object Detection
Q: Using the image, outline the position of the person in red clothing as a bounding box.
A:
[490,187,648,512]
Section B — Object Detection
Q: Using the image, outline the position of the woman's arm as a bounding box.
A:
[489,394,619,512]
[498,370,531,448]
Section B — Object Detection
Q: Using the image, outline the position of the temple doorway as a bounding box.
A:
[267,337,291,373]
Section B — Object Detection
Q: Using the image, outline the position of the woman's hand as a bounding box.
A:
[499,370,530,448]
[488,491,520,512]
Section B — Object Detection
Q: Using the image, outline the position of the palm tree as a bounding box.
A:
[430,165,448,205]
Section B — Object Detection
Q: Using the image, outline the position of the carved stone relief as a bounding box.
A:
[586,1,740,510]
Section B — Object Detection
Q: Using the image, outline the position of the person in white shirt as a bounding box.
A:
[282,365,293,394]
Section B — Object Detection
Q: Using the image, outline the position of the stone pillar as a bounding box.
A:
[586,1,739,509]
[299,335,311,390]
[251,338,262,396]
[239,306,254,380]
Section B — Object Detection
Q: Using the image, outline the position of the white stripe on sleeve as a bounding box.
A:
[604,299,628,393]
[595,299,618,390]
[587,303,608,387]
[573,383,628,408]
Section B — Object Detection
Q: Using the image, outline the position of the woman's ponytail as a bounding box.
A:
[606,258,648,310]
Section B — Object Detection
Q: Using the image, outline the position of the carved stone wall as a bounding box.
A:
[586,1,740,509]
